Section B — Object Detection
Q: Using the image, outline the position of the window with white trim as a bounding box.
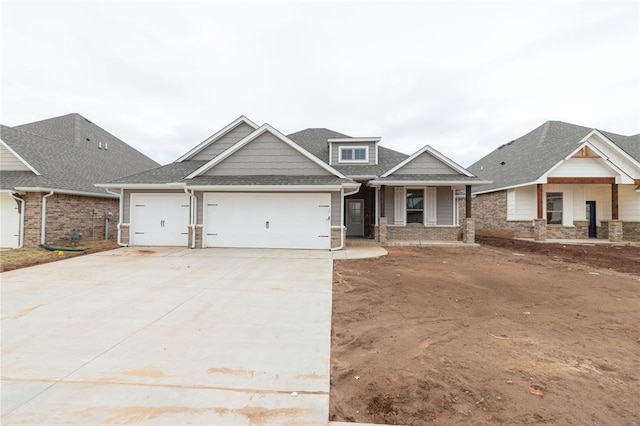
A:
[406,189,424,224]
[546,192,563,224]
[339,146,368,163]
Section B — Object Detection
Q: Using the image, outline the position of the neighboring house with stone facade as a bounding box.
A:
[98,116,488,250]
[467,121,640,242]
[0,113,159,248]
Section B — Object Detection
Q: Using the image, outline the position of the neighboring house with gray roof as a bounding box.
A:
[99,116,488,250]
[0,113,159,248]
[467,121,640,242]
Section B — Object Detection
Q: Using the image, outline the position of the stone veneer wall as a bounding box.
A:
[387,225,459,241]
[622,222,640,241]
[23,192,119,247]
[331,227,345,248]
[464,191,534,238]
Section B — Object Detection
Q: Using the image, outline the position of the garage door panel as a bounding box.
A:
[204,193,331,249]
[0,194,21,248]
[130,194,190,246]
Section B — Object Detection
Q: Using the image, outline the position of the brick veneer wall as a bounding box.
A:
[331,227,345,248]
[464,191,535,238]
[387,225,459,241]
[23,192,119,247]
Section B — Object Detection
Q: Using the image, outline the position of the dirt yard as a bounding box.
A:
[330,239,640,425]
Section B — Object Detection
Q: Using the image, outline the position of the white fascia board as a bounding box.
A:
[186,123,348,179]
[472,181,537,195]
[13,187,120,198]
[94,183,186,190]
[174,115,259,162]
[582,129,640,168]
[184,185,347,192]
[368,180,492,187]
[0,139,41,175]
[346,175,377,180]
[381,145,474,177]
[328,137,381,143]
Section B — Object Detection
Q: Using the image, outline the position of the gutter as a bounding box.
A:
[106,188,127,247]
[41,191,54,245]
[10,193,25,248]
[16,187,119,199]
[184,187,197,249]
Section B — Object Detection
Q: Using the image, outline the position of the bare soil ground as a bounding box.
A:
[0,240,119,272]
[330,239,640,425]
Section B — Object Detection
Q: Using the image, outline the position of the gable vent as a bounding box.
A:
[98,142,102,149]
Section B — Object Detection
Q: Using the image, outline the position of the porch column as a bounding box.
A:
[380,185,386,217]
[611,183,619,220]
[462,185,474,244]
[465,185,472,218]
[377,186,387,243]
[533,183,547,241]
[609,183,623,241]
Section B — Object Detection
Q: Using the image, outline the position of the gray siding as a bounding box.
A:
[331,142,377,166]
[191,122,256,161]
[122,189,186,223]
[394,152,458,175]
[0,143,31,171]
[383,186,395,223]
[331,191,341,227]
[436,186,454,225]
[206,133,330,176]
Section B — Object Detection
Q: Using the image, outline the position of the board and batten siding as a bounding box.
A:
[506,186,537,221]
[331,142,377,166]
[190,123,256,161]
[205,133,330,176]
[619,185,640,221]
[0,143,31,171]
[384,186,456,226]
[393,152,458,175]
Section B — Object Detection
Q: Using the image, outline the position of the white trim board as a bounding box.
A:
[0,139,41,175]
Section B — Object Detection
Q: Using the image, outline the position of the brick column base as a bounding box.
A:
[120,224,130,246]
[533,219,547,241]
[378,217,388,243]
[463,218,475,244]
[608,220,623,242]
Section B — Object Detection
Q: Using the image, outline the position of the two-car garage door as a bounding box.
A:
[130,193,331,249]
[204,193,331,250]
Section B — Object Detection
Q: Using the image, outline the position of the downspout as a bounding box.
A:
[330,185,360,251]
[40,191,54,245]
[184,188,196,249]
[106,188,127,246]
[10,193,25,248]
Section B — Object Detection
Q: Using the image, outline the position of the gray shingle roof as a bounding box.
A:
[467,121,639,193]
[1,114,159,195]
[287,128,410,177]
[371,174,487,183]
[187,175,355,186]
[107,161,207,184]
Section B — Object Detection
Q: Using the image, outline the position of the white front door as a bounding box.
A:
[0,193,20,248]
[204,193,331,249]
[130,194,190,246]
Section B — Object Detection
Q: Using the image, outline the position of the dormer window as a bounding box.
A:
[339,146,368,163]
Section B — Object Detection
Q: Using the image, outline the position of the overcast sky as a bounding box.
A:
[2,1,639,167]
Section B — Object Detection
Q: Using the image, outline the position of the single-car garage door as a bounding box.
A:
[204,193,331,249]
[0,193,21,248]
[130,194,190,246]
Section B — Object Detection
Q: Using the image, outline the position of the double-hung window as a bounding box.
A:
[406,189,424,224]
[339,146,368,163]
[546,192,563,224]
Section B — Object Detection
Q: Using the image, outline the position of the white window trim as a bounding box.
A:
[405,187,426,226]
[339,146,369,163]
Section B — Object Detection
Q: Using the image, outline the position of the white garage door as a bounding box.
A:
[204,193,331,249]
[0,193,21,248]
[130,194,190,246]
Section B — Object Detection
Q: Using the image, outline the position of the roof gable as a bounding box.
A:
[382,145,473,177]
[187,124,347,179]
[175,116,259,162]
[468,121,640,193]
[0,138,40,174]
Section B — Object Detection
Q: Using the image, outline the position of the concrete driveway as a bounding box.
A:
[1,247,333,425]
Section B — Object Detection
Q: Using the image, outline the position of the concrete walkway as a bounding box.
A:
[1,247,333,425]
